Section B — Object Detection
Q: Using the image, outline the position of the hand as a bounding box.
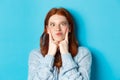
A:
[59,28,69,54]
[47,30,58,56]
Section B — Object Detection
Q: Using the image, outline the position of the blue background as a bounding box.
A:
[0,0,120,80]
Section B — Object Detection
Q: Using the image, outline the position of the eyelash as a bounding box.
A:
[49,22,68,27]
[50,23,55,27]
[61,23,66,26]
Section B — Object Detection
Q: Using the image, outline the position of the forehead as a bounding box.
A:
[49,14,68,22]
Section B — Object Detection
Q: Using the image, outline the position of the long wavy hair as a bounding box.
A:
[40,8,79,69]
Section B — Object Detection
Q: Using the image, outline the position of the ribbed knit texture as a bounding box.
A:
[28,47,92,80]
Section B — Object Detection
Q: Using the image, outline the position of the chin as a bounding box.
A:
[54,38,63,42]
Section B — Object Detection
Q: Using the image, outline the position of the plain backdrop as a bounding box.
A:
[0,0,120,80]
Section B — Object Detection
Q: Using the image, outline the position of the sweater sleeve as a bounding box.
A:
[59,47,92,80]
[28,49,55,80]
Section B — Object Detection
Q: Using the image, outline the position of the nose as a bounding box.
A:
[56,25,61,31]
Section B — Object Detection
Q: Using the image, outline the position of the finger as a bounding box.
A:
[54,40,59,45]
[65,28,68,41]
[48,30,54,42]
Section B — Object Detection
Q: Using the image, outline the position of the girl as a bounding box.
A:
[28,8,92,80]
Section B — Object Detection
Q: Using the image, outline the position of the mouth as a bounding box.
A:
[56,33,62,36]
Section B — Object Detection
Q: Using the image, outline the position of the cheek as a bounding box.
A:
[63,27,68,34]
[50,30,56,38]
[48,28,54,34]
[47,28,55,37]
[62,27,68,37]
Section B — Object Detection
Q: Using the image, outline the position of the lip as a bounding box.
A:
[56,33,62,36]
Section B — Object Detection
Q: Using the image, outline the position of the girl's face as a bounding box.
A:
[47,14,70,42]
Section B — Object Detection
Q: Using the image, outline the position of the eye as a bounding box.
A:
[60,22,67,26]
[49,23,55,27]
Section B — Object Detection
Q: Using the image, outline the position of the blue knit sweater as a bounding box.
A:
[28,47,92,80]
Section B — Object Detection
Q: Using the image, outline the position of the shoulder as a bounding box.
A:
[78,46,91,55]
[74,46,92,61]
[29,48,44,60]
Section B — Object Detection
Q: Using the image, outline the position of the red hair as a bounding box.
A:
[40,8,78,69]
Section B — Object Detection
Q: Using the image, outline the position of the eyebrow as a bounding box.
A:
[49,21,68,23]
[61,21,68,23]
